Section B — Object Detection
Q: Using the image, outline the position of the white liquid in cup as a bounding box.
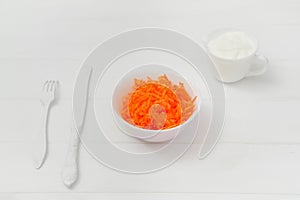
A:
[208,31,257,60]
[206,29,268,83]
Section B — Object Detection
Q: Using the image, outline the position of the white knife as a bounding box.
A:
[62,66,92,187]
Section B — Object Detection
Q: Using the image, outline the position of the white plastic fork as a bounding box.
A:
[33,80,58,169]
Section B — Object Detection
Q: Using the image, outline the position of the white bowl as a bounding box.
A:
[111,64,201,143]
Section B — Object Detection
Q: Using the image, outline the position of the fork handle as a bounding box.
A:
[62,125,80,187]
[33,103,50,169]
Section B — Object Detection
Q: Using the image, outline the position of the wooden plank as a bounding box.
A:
[0,142,299,193]
[0,1,299,60]
[1,60,300,101]
[0,98,299,143]
[1,193,300,200]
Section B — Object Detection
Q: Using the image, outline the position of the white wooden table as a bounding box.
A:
[1,0,300,199]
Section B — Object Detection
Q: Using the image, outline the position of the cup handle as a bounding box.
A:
[246,54,268,77]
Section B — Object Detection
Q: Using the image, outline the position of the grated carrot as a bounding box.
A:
[121,74,197,130]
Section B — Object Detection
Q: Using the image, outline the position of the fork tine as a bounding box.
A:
[49,80,54,92]
[43,81,49,91]
[50,80,57,93]
[47,81,52,92]
[53,81,58,92]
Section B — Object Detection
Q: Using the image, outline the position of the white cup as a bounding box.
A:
[205,29,268,83]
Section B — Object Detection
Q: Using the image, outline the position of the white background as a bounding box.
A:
[1,0,300,199]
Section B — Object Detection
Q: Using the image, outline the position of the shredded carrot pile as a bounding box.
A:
[121,74,197,130]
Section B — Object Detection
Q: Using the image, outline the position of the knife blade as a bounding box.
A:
[73,66,93,132]
[62,65,93,187]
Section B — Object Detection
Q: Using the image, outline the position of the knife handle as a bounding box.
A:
[62,125,80,187]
